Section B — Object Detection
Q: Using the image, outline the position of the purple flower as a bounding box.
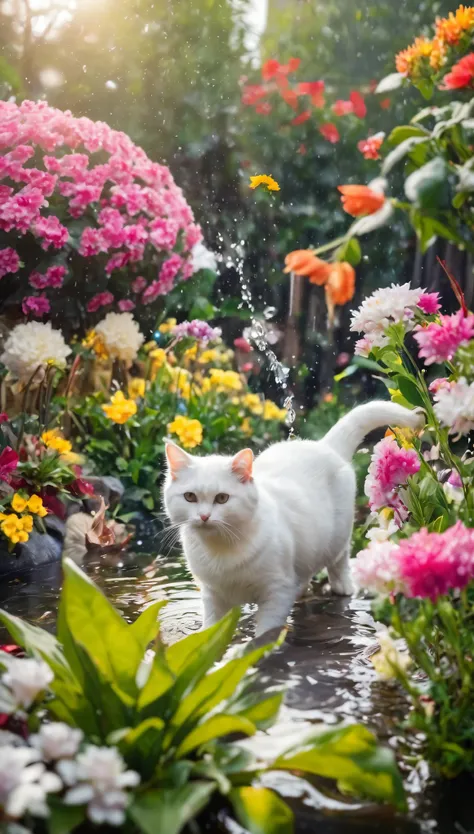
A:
[172,320,221,343]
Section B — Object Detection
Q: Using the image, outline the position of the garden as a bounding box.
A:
[0,0,474,832]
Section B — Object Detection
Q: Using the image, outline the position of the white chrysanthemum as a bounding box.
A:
[350,282,423,338]
[30,723,83,762]
[95,312,144,363]
[191,242,218,274]
[433,378,474,437]
[0,322,71,382]
[61,745,140,827]
[2,657,53,709]
[0,746,62,819]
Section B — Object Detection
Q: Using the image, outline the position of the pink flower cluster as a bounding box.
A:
[365,436,420,521]
[414,310,474,365]
[29,266,66,289]
[355,522,474,600]
[0,100,201,312]
[172,320,222,342]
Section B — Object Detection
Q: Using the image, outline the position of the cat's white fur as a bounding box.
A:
[163,401,422,636]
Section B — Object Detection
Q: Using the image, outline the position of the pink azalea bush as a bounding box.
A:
[0,100,203,327]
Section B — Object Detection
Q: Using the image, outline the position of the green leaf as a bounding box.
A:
[381,137,428,176]
[404,157,450,210]
[388,125,429,145]
[176,714,256,757]
[129,601,167,653]
[394,376,425,408]
[335,237,361,266]
[428,515,449,533]
[48,799,85,834]
[165,608,240,691]
[232,691,284,730]
[0,609,77,690]
[414,77,434,100]
[129,783,216,834]
[375,72,404,94]
[229,787,293,834]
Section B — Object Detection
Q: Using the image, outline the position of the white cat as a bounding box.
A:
[163,401,422,637]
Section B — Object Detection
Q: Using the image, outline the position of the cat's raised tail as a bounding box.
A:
[323,401,424,462]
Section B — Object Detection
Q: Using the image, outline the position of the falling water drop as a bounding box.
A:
[263,305,277,320]
[82,65,87,73]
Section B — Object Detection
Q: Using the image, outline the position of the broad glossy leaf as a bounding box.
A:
[395,376,425,408]
[229,787,293,834]
[48,798,85,834]
[129,782,216,834]
[129,601,167,653]
[388,125,429,145]
[404,157,449,209]
[231,692,284,730]
[0,609,77,689]
[176,714,256,757]
[382,136,428,176]
[335,237,361,266]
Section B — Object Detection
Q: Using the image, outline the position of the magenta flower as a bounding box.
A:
[0,413,8,424]
[397,522,474,600]
[29,265,66,290]
[22,295,50,317]
[414,310,474,365]
[172,320,222,342]
[0,447,19,482]
[234,337,252,353]
[131,276,146,293]
[417,292,441,314]
[118,299,135,312]
[365,436,420,521]
[87,291,114,313]
[0,247,20,279]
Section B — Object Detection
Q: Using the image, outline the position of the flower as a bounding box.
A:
[0,321,71,382]
[413,310,474,365]
[128,377,146,399]
[118,299,135,312]
[60,745,140,827]
[0,513,31,544]
[149,347,168,379]
[291,110,311,126]
[349,90,367,118]
[364,435,420,520]
[22,295,50,317]
[417,291,441,314]
[332,99,354,116]
[102,391,137,424]
[158,317,177,334]
[0,247,20,278]
[357,133,385,160]
[350,282,423,346]
[0,746,61,819]
[396,522,474,600]
[207,368,243,392]
[168,415,203,449]
[371,630,411,680]
[263,400,287,421]
[2,656,53,708]
[249,174,280,192]
[27,494,48,517]
[0,447,19,482]
[441,52,474,89]
[172,320,221,343]
[95,312,144,363]
[241,417,252,435]
[435,5,474,46]
[191,242,217,274]
[395,36,434,76]
[433,378,474,436]
[41,429,72,455]
[338,185,385,216]
[353,539,404,595]
[319,123,340,143]
[30,723,83,761]
[325,262,356,306]
[234,337,252,353]
[283,250,331,284]
[242,392,264,415]
[87,291,114,313]
[29,265,66,289]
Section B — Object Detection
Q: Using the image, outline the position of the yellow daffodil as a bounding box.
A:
[168,415,203,449]
[128,378,146,400]
[249,174,280,192]
[262,400,287,422]
[11,494,28,513]
[102,391,137,424]
[27,495,48,517]
[41,429,72,456]
[206,368,243,393]
[159,318,177,334]
[242,393,264,415]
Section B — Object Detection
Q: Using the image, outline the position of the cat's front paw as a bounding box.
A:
[329,575,354,596]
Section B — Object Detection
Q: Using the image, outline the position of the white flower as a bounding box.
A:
[350,282,422,339]
[366,514,399,543]
[433,378,474,437]
[95,312,144,363]
[0,746,62,818]
[0,322,71,383]
[30,723,83,762]
[62,745,140,827]
[191,242,217,274]
[2,657,53,709]
[371,630,411,681]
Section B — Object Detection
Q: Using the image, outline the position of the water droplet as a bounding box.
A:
[105,80,118,90]
[263,305,277,320]
[82,65,87,73]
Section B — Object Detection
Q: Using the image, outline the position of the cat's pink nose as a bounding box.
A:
[200,513,210,522]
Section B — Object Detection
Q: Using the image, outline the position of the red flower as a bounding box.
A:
[40,488,66,520]
[69,478,95,497]
[357,133,385,160]
[241,362,254,373]
[285,57,301,74]
[280,89,299,110]
[242,84,267,106]
[319,123,340,143]
[441,53,474,89]
[379,97,391,110]
[262,59,281,80]
[291,110,311,126]
[234,337,252,353]
[255,102,272,115]
[0,413,8,424]
[0,447,19,483]
[332,99,354,116]
[296,80,325,107]
[350,90,367,118]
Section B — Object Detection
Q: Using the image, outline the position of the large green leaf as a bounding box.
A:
[129,782,216,834]
[231,692,284,730]
[382,136,428,176]
[229,787,293,834]
[404,157,449,209]
[176,714,256,757]
[129,601,167,652]
[0,609,76,688]
[48,798,85,834]
[394,376,425,408]
[165,608,240,676]
[388,125,429,145]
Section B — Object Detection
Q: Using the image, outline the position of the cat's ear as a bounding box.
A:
[231,448,254,483]
[165,440,193,479]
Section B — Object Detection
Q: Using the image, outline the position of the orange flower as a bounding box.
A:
[284,249,321,277]
[325,262,356,306]
[357,133,384,160]
[319,123,340,143]
[307,258,332,285]
[395,36,433,76]
[429,37,446,70]
[338,185,385,216]
[435,5,474,45]
[280,88,299,110]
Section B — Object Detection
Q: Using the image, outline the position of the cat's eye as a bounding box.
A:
[214,493,229,504]
[184,492,197,503]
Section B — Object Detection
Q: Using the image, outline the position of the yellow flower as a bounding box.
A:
[168,415,203,449]
[242,393,264,415]
[144,339,157,352]
[82,329,108,360]
[168,367,192,400]
[198,348,218,365]
[241,417,253,436]
[60,451,84,466]
[159,318,177,334]
[183,344,199,363]
[41,429,72,456]
[207,369,243,393]
[27,495,48,517]
[128,377,146,400]
[19,514,33,533]
[102,391,137,424]
[11,493,28,513]
[435,5,474,46]
[249,174,280,192]
[1,513,29,544]
[262,400,287,421]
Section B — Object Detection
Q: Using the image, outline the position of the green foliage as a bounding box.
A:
[0,558,405,832]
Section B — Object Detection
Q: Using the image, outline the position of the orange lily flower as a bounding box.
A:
[284,250,330,282]
[338,185,385,216]
[325,262,356,306]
